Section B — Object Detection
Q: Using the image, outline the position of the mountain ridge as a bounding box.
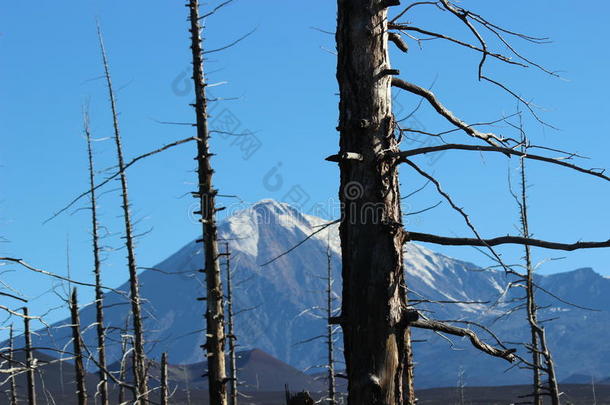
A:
[13,199,610,388]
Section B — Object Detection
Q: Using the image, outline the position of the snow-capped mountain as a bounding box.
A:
[23,199,610,388]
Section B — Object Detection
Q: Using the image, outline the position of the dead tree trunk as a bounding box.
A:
[518,147,560,405]
[131,338,142,402]
[23,307,35,405]
[334,1,411,404]
[9,324,18,405]
[187,2,227,404]
[97,24,149,404]
[160,353,169,405]
[457,367,465,405]
[325,242,336,405]
[538,327,560,405]
[519,151,542,405]
[118,336,128,405]
[70,288,88,405]
[224,243,238,405]
[404,326,416,404]
[83,109,109,405]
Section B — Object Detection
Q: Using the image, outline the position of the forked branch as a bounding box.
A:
[391,77,507,147]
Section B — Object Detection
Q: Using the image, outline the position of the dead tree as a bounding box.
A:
[118,335,129,405]
[513,134,560,405]
[330,1,610,404]
[457,367,465,405]
[324,241,337,405]
[517,140,541,405]
[23,308,35,405]
[97,24,149,403]
[69,288,88,405]
[160,353,169,405]
[9,324,18,405]
[83,109,109,405]
[187,1,227,404]
[223,243,238,405]
[332,2,415,403]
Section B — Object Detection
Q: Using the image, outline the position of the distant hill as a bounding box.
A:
[6,348,610,404]
[113,348,324,393]
[5,348,326,404]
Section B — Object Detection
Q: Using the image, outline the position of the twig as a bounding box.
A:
[43,136,198,224]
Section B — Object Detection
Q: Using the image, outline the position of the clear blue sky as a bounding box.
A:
[1,1,609,330]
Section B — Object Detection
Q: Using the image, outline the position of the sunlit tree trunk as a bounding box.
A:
[23,307,36,405]
[97,25,149,403]
[83,110,109,405]
[187,2,227,404]
[335,1,412,403]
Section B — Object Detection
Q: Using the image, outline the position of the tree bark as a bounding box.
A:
[83,110,109,405]
[160,352,169,405]
[187,2,227,405]
[325,242,337,405]
[97,24,149,404]
[335,1,411,404]
[70,288,88,405]
[23,307,36,405]
[118,336,128,405]
[224,243,238,405]
[403,326,416,404]
[9,324,18,405]
[538,327,560,405]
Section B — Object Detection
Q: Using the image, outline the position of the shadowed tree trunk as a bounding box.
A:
[23,307,35,405]
[160,352,169,405]
[131,339,140,402]
[97,24,149,404]
[224,243,238,405]
[83,109,109,405]
[70,288,88,405]
[325,241,337,405]
[334,1,411,404]
[187,1,227,404]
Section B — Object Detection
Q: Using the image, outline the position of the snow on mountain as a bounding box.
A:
[19,199,610,388]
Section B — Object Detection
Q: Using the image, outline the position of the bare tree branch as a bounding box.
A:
[396,144,610,181]
[0,257,125,295]
[391,77,507,147]
[406,232,610,251]
[43,136,198,224]
[411,318,516,362]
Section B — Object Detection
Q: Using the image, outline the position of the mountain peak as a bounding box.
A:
[222,199,339,259]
